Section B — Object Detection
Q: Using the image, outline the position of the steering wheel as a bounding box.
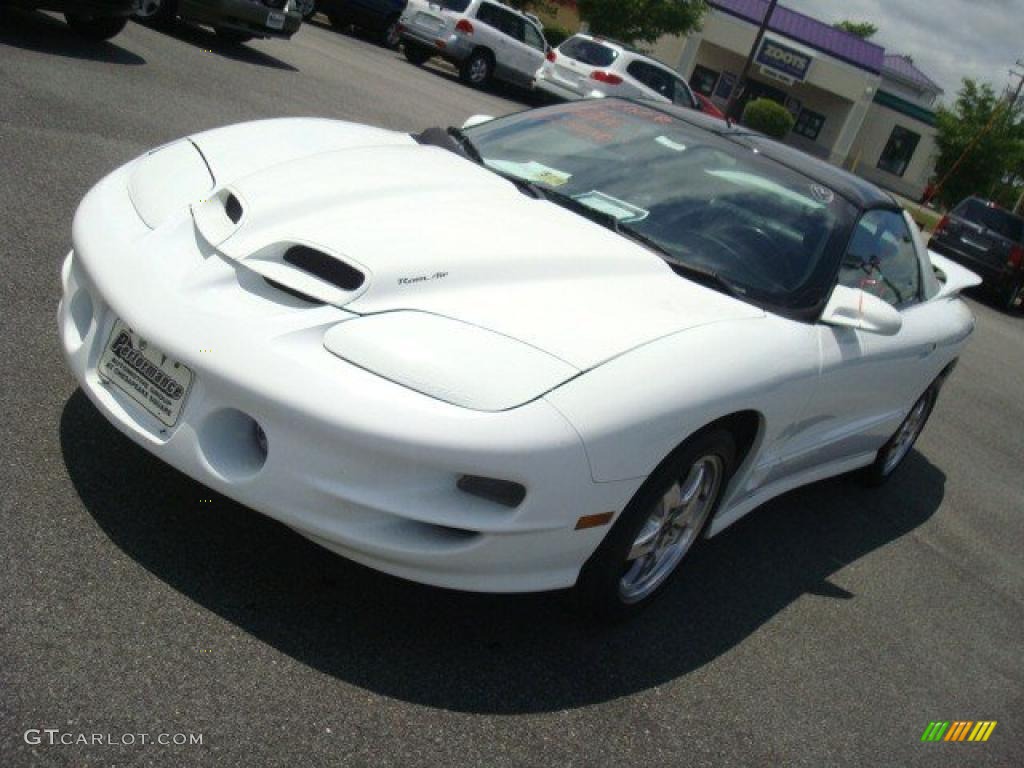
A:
[699,225,791,292]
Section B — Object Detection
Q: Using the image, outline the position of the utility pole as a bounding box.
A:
[1011,63,1024,216]
[927,60,1023,207]
[724,0,778,122]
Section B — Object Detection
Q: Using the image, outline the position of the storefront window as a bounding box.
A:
[793,108,825,140]
[689,65,720,97]
[877,126,921,177]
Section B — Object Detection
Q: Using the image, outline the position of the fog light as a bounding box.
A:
[254,422,268,457]
[456,475,526,508]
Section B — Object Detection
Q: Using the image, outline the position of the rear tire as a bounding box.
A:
[403,41,432,66]
[575,430,736,622]
[1002,278,1023,312]
[64,14,127,40]
[380,15,401,49]
[459,49,493,86]
[133,0,176,27]
[858,384,938,487]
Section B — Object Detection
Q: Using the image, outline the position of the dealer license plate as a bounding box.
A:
[267,11,286,30]
[98,320,194,427]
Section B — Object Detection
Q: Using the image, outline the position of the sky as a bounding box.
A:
[782,0,1023,103]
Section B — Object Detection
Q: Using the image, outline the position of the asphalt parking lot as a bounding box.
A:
[1,10,1022,768]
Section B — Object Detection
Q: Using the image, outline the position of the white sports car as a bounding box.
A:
[59,99,979,619]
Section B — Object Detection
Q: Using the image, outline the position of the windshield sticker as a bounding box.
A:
[656,135,687,152]
[809,184,835,204]
[484,159,572,187]
[572,191,650,224]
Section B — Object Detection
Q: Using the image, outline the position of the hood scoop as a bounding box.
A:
[191,193,368,307]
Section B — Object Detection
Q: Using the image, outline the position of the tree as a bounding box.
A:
[576,0,707,45]
[741,98,794,139]
[932,79,1024,209]
[833,20,878,39]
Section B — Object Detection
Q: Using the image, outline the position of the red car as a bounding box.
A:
[695,93,726,119]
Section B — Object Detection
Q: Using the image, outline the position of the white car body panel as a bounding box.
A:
[58,116,978,593]
[400,0,548,87]
[535,33,698,108]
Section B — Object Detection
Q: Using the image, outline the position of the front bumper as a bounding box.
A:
[180,0,302,38]
[16,0,136,16]
[58,162,638,593]
[399,27,472,62]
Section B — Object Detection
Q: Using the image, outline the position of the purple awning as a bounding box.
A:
[708,0,886,74]
[883,54,944,93]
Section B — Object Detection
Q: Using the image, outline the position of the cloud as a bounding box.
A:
[781,0,1023,102]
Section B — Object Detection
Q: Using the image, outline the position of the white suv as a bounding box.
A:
[536,34,700,109]
[399,0,548,88]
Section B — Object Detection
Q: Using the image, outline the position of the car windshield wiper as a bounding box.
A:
[446,126,483,164]
[661,258,747,300]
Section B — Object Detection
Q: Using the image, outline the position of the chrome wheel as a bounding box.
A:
[882,395,929,475]
[619,455,723,604]
[468,56,489,83]
[384,19,401,48]
[134,0,162,18]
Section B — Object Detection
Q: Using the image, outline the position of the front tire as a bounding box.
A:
[459,49,493,86]
[859,384,937,487]
[64,14,127,40]
[576,430,736,622]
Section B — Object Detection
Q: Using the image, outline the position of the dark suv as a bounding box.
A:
[314,0,407,47]
[929,197,1024,310]
[4,0,136,40]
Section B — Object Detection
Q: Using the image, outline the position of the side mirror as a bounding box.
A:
[820,285,903,336]
[461,114,494,130]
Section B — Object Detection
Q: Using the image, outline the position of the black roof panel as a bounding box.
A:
[635,100,899,210]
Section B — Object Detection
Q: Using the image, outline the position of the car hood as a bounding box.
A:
[187,122,764,370]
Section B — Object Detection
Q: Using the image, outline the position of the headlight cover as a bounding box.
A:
[323,312,579,411]
[128,140,214,229]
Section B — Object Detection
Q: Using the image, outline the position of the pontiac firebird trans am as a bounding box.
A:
[59,99,980,619]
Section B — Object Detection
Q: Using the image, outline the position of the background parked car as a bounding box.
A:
[133,0,303,43]
[314,0,407,48]
[535,33,704,113]
[695,93,725,119]
[929,196,1024,311]
[400,0,547,88]
[4,0,135,40]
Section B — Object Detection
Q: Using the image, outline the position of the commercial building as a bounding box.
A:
[543,0,944,200]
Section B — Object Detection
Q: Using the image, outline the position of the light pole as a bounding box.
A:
[724,0,779,122]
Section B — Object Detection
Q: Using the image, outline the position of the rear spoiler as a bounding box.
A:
[928,251,982,300]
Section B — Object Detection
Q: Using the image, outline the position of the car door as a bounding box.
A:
[769,209,944,481]
[517,18,548,82]
[472,2,521,81]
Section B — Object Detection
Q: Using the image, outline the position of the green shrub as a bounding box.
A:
[741,98,795,139]
[543,24,571,47]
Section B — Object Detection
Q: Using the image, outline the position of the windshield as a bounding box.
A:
[560,37,619,67]
[955,199,1024,242]
[464,99,856,314]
